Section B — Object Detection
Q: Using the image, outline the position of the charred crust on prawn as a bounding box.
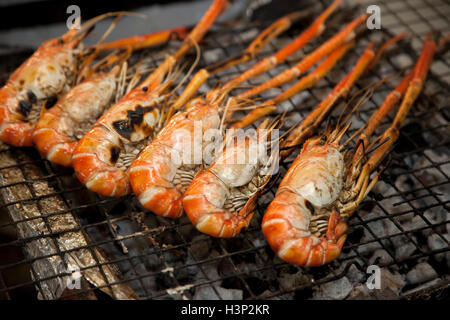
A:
[112,120,134,140]
[27,90,37,104]
[128,105,145,125]
[44,95,58,109]
[110,146,121,164]
[112,105,158,139]
[305,199,315,214]
[18,100,32,116]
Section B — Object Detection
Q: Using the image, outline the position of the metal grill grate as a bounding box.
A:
[0,0,449,300]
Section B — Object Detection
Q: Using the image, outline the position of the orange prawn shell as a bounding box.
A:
[33,106,75,166]
[129,101,221,218]
[0,35,79,146]
[72,125,129,197]
[262,138,348,266]
[33,71,118,167]
[183,168,257,238]
[72,86,165,197]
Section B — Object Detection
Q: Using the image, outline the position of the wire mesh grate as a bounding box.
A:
[0,0,449,300]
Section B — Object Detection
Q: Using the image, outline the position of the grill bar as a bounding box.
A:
[0,0,449,300]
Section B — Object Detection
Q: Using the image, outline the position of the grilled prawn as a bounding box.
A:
[72,0,230,197]
[32,64,124,167]
[262,34,437,266]
[0,23,88,147]
[183,121,278,236]
[129,1,364,218]
[0,11,186,147]
[182,34,406,237]
[31,23,188,167]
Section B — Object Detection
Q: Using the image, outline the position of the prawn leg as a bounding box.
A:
[97,26,191,51]
[262,34,436,267]
[170,8,312,111]
[347,34,437,210]
[72,0,229,197]
[233,14,368,100]
[232,39,355,129]
[221,0,343,94]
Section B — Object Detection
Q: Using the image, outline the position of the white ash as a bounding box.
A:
[347,285,375,300]
[193,285,242,300]
[395,242,418,261]
[356,211,399,256]
[312,277,353,300]
[349,268,405,300]
[278,269,310,291]
[203,48,225,65]
[239,29,259,43]
[369,249,395,266]
[346,265,366,285]
[402,215,429,233]
[427,233,450,264]
[348,284,399,300]
[389,229,416,249]
[392,53,413,69]
[405,262,438,285]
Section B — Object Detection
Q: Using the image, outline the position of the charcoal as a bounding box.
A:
[395,242,417,261]
[369,249,395,266]
[193,285,243,300]
[405,262,438,285]
[312,277,353,300]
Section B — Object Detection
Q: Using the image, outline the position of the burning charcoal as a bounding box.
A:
[371,180,396,198]
[369,249,395,266]
[357,242,383,257]
[390,231,416,248]
[198,262,220,282]
[132,264,158,297]
[424,208,450,228]
[312,277,353,300]
[357,211,397,256]
[178,222,198,242]
[405,262,438,285]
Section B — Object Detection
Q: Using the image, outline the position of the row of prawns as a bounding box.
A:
[0,0,445,266]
